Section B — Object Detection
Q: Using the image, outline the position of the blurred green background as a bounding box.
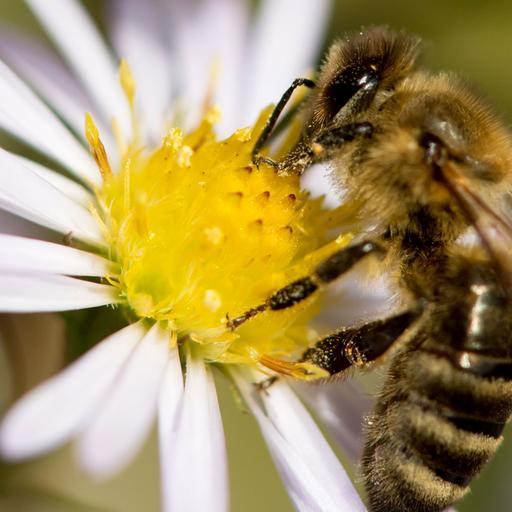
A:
[1,0,512,511]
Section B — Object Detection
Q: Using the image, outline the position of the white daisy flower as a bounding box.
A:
[0,0,367,510]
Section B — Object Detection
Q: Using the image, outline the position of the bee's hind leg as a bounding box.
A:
[301,308,423,376]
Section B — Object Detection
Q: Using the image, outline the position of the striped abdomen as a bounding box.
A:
[361,346,512,512]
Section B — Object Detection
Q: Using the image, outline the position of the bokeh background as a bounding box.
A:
[1,0,512,511]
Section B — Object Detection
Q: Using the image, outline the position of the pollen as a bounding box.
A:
[90,102,350,377]
[204,289,222,312]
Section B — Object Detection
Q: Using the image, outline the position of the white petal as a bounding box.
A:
[0,148,103,245]
[77,323,170,479]
[234,372,365,512]
[203,0,249,136]
[0,322,145,460]
[263,383,365,509]
[0,27,113,147]
[0,234,115,277]
[107,0,172,143]
[165,355,228,512]
[242,0,331,125]
[0,58,98,184]
[158,345,184,512]
[301,163,342,209]
[0,208,60,241]
[169,0,249,133]
[13,154,94,207]
[26,0,131,140]
[0,271,119,312]
[166,0,205,129]
[295,379,372,463]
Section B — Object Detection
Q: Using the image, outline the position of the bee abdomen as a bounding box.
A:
[362,428,470,512]
[362,348,512,512]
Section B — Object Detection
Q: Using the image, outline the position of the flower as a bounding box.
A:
[0,0,367,511]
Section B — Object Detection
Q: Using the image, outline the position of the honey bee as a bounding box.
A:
[228,27,512,511]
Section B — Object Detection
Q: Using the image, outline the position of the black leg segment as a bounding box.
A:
[227,240,384,329]
[310,122,373,158]
[301,309,422,375]
[252,77,315,162]
[314,240,383,283]
[254,121,375,174]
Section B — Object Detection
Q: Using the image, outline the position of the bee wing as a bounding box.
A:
[442,160,512,282]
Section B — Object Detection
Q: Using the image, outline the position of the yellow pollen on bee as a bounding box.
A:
[311,142,324,156]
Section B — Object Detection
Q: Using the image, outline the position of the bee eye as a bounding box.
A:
[323,62,379,121]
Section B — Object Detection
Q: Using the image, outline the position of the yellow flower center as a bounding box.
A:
[86,64,352,379]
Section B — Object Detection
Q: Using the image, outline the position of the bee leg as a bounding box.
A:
[301,309,423,376]
[252,77,316,165]
[263,121,375,175]
[227,240,385,330]
[308,122,374,162]
[254,117,374,174]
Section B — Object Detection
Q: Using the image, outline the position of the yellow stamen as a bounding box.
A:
[111,117,127,156]
[119,59,136,109]
[201,58,221,115]
[119,59,140,144]
[85,113,112,181]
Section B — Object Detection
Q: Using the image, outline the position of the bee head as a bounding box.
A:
[305,26,421,136]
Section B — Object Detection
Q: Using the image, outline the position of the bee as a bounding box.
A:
[228,26,512,511]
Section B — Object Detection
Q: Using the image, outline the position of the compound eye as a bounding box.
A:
[323,62,379,121]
